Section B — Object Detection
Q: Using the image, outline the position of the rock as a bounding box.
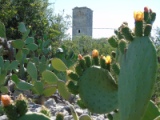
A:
[75,108,83,116]
[44,98,56,108]
[0,115,7,120]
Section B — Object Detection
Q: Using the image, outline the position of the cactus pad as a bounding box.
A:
[78,66,118,113]
[118,36,157,120]
[17,112,50,120]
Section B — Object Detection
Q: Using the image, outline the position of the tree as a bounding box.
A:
[0,0,71,41]
[153,27,160,47]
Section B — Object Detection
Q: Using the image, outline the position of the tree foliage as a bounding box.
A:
[152,27,160,48]
[0,0,71,41]
[61,36,115,56]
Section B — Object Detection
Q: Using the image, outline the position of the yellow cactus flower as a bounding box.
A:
[1,95,12,106]
[78,54,83,60]
[105,56,112,64]
[92,49,99,58]
[134,11,144,21]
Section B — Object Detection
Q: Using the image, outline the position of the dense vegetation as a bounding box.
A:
[0,0,71,41]
[0,2,160,119]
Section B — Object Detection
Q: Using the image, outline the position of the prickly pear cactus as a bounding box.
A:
[66,52,118,114]
[78,66,118,113]
[17,112,50,120]
[118,7,157,120]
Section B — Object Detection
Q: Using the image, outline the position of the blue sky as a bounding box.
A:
[48,0,160,38]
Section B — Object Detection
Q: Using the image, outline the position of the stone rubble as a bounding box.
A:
[0,93,109,120]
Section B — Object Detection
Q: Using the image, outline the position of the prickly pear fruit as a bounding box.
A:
[16,94,28,116]
[134,11,144,36]
[151,12,156,22]
[78,54,86,70]
[108,36,118,48]
[66,80,79,95]
[56,112,64,120]
[67,70,79,81]
[100,55,106,69]
[1,95,18,120]
[121,26,133,41]
[92,49,99,65]
[112,63,120,75]
[144,24,152,36]
[118,39,127,54]
[75,63,83,76]
[3,105,18,120]
[39,106,51,118]
[111,51,116,58]
[84,55,92,67]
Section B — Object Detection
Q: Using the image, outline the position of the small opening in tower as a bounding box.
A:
[78,30,80,33]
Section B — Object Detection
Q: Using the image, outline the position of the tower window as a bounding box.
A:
[78,30,80,33]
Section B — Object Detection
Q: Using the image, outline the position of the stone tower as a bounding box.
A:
[72,7,93,39]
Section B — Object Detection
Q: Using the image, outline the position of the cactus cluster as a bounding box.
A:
[0,94,50,120]
[107,6,158,120]
[0,6,158,120]
[52,6,159,120]
[117,7,157,120]
[65,50,118,114]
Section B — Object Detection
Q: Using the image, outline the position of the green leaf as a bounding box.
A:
[0,56,4,68]
[42,70,58,84]
[0,86,8,93]
[51,58,68,71]
[27,62,37,81]
[11,74,20,84]
[18,22,27,33]
[8,60,18,70]
[25,37,34,44]
[0,21,6,38]
[32,57,39,64]
[0,74,6,85]
[43,86,57,97]
[22,48,30,54]
[40,55,46,63]
[34,81,44,95]
[58,80,71,100]
[16,50,23,62]
[142,100,160,120]
[26,43,38,51]
[17,81,33,90]
[4,60,10,70]
[43,40,51,47]
[38,63,47,73]
[22,29,30,40]
[11,40,25,49]
[17,112,50,120]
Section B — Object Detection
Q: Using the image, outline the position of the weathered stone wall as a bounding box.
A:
[72,7,93,39]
